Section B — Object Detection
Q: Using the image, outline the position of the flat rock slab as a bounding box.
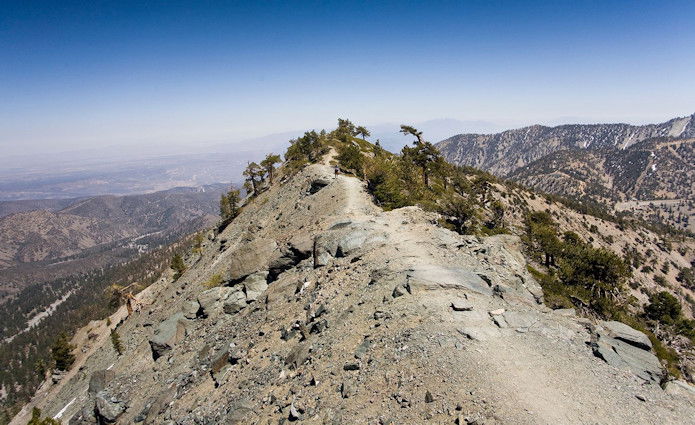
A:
[314,222,388,267]
[594,321,663,383]
[502,311,538,330]
[602,320,652,350]
[451,298,473,311]
[406,265,492,296]
[665,380,695,400]
[457,326,501,342]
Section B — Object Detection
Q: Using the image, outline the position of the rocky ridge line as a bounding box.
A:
[13,161,695,424]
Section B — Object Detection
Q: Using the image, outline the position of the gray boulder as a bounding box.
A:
[182,300,201,319]
[243,272,269,302]
[228,237,279,280]
[451,298,473,312]
[223,290,247,314]
[95,391,126,424]
[602,320,652,350]
[593,321,663,383]
[198,287,237,316]
[313,222,387,267]
[149,313,188,360]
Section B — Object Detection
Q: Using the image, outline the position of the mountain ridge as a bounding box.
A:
[437,113,695,176]
[10,135,695,424]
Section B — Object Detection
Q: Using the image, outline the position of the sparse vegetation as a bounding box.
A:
[203,273,223,289]
[26,407,60,425]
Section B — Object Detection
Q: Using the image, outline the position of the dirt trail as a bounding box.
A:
[312,167,694,424]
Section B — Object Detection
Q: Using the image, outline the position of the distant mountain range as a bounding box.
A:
[437,113,694,176]
[507,137,694,203]
[0,185,226,300]
[437,114,695,231]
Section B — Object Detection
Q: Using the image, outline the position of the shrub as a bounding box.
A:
[27,408,61,425]
[203,274,223,289]
[336,142,364,176]
[653,275,667,287]
[645,291,682,324]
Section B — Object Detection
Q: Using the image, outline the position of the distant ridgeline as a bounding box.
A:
[437,114,695,233]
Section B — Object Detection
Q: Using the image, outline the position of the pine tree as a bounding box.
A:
[219,188,241,224]
[356,125,371,140]
[51,333,75,372]
[243,162,263,195]
[171,254,186,280]
[260,153,282,184]
[110,329,123,355]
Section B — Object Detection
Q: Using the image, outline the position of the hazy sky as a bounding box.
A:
[2,0,694,155]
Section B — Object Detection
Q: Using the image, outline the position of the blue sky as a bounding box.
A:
[2,0,694,155]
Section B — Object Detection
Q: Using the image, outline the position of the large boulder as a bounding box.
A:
[313,221,387,267]
[223,290,248,314]
[601,320,652,350]
[149,313,188,360]
[95,391,126,424]
[182,300,201,319]
[228,238,279,281]
[243,272,268,302]
[198,287,237,317]
[593,321,663,383]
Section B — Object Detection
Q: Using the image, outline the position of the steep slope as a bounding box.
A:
[0,198,78,219]
[437,113,694,176]
[507,138,695,232]
[14,161,695,424]
[0,210,135,268]
[508,138,695,202]
[0,186,223,271]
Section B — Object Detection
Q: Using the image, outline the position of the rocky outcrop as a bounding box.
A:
[313,221,387,267]
[406,265,493,295]
[95,391,125,424]
[592,321,664,383]
[148,313,188,360]
[227,237,278,281]
[242,272,268,302]
[88,370,115,395]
